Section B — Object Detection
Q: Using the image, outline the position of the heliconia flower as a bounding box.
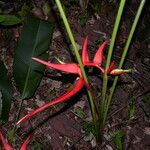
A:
[0,130,32,150]
[17,78,85,124]
[82,36,108,72]
[32,57,82,78]
[17,36,130,125]
[81,36,130,76]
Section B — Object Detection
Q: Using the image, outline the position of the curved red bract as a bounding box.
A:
[17,78,85,124]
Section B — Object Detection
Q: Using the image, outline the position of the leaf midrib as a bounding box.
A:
[21,20,41,99]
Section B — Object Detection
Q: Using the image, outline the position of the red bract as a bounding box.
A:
[82,36,108,72]
[20,134,32,150]
[17,78,85,124]
[0,130,32,150]
[32,57,82,77]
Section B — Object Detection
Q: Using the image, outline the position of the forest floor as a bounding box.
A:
[0,0,150,149]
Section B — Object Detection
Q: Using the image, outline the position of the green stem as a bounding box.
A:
[13,99,24,131]
[101,0,126,125]
[103,0,146,126]
[54,0,98,134]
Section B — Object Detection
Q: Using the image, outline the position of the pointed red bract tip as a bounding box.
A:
[95,65,105,73]
[20,134,32,150]
[93,40,108,65]
[82,36,90,65]
[0,130,13,150]
[17,78,85,124]
[32,57,81,76]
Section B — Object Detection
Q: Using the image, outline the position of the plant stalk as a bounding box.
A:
[13,99,24,131]
[102,0,146,126]
[54,0,98,137]
[101,0,126,126]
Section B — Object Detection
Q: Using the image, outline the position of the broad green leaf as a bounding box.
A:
[0,61,12,122]
[0,15,22,26]
[13,16,54,99]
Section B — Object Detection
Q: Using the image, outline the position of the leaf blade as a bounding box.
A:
[13,16,54,99]
[0,61,12,122]
[0,15,22,26]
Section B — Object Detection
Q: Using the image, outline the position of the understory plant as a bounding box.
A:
[0,0,146,149]
[17,0,146,144]
[17,36,126,124]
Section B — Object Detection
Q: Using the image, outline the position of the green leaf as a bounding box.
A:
[6,129,16,143]
[82,121,96,135]
[110,130,124,150]
[13,16,54,99]
[42,2,51,16]
[73,107,85,119]
[0,15,5,22]
[128,101,136,118]
[18,3,30,17]
[78,12,88,27]
[0,15,22,26]
[0,61,12,122]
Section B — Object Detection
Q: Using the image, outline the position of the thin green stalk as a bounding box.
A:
[54,0,98,135]
[13,99,24,131]
[103,0,146,125]
[7,100,24,146]
[101,0,126,123]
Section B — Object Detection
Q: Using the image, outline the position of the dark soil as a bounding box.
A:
[0,0,150,150]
